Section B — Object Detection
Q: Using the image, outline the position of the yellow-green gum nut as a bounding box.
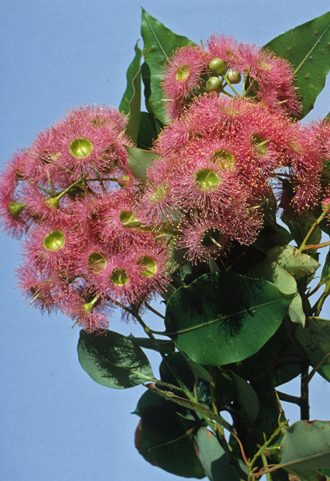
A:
[209,57,227,76]
[83,296,99,313]
[206,76,222,92]
[110,268,129,287]
[138,256,158,278]
[226,69,241,84]
[195,168,221,192]
[43,230,65,252]
[175,64,190,82]
[88,252,107,274]
[46,197,59,209]
[251,134,268,155]
[8,201,25,218]
[69,137,94,159]
[211,150,236,170]
[119,210,140,228]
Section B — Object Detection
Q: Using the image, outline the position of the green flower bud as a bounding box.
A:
[206,76,222,92]
[226,69,241,84]
[209,57,227,75]
[46,197,59,209]
[83,295,99,313]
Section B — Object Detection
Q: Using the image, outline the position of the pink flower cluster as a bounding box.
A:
[162,37,300,120]
[1,36,329,330]
[0,107,170,329]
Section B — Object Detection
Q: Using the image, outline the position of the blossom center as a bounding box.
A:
[110,268,129,286]
[175,65,190,82]
[201,228,223,249]
[251,134,268,155]
[211,150,236,170]
[138,256,158,278]
[43,230,65,252]
[150,184,168,203]
[195,169,221,192]
[88,252,107,274]
[119,210,140,228]
[69,137,94,159]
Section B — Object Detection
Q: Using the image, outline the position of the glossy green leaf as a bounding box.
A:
[165,272,293,366]
[137,111,159,149]
[267,245,319,280]
[282,209,322,248]
[126,146,160,182]
[321,249,330,282]
[159,352,212,394]
[265,12,330,118]
[231,373,260,423]
[135,405,205,478]
[134,389,169,416]
[280,420,330,480]
[249,259,305,325]
[119,43,142,142]
[141,9,194,124]
[195,428,240,481]
[296,318,330,381]
[77,330,154,389]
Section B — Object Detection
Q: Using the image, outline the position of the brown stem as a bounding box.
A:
[300,363,310,420]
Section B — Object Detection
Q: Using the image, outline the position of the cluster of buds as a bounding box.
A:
[1,36,329,329]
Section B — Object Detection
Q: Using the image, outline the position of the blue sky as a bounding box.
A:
[0,1,329,481]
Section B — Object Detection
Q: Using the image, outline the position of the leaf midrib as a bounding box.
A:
[294,21,330,75]
[143,11,169,61]
[167,297,289,336]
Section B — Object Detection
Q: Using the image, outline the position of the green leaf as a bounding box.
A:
[119,43,142,142]
[135,405,205,478]
[136,112,158,149]
[77,330,154,389]
[231,373,260,423]
[194,428,240,481]
[141,9,194,124]
[160,352,212,391]
[265,12,330,118]
[296,318,330,381]
[321,249,330,282]
[129,336,175,354]
[280,420,330,480]
[126,146,160,182]
[249,258,305,325]
[134,389,168,416]
[267,245,319,280]
[165,272,293,366]
[282,209,322,248]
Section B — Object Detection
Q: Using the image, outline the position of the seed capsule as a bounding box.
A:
[226,69,241,84]
[209,57,227,75]
[206,76,222,92]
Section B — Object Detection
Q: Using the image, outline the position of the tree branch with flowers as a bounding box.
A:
[1,8,330,481]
